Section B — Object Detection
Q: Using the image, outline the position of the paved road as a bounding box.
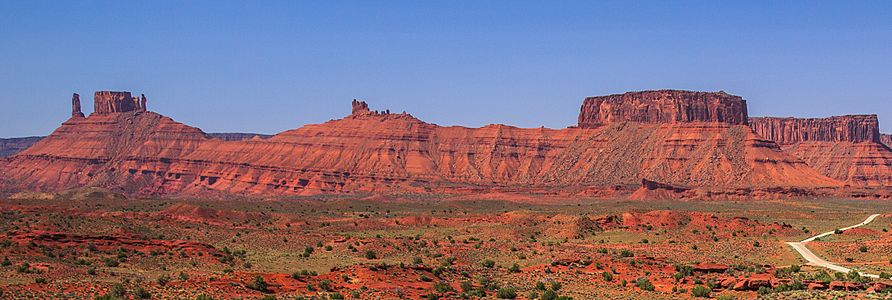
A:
[786,214,881,278]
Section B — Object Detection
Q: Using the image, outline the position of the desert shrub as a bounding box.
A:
[1,257,10,266]
[550,282,561,291]
[813,271,832,283]
[478,276,499,290]
[482,259,496,268]
[110,283,127,297]
[319,279,332,291]
[178,271,188,281]
[35,277,47,284]
[635,277,654,291]
[16,262,30,273]
[103,258,120,267]
[156,274,170,286]
[460,281,473,292]
[691,285,710,298]
[620,250,634,257]
[757,286,772,295]
[364,250,377,259]
[880,272,891,279]
[135,287,151,299]
[324,245,333,251]
[541,289,558,300]
[675,264,694,276]
[602,271,614,282]
[247,276,268,292]
[195,295,214,300]
[329,292,344,299]
[496,287,517,299]
[508,263,521,273]
[433,281,453,293]
[859,246,868,252]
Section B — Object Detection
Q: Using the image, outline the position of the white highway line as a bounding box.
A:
[786,214,882,278]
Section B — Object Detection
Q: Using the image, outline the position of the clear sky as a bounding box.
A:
[1,1,891,137]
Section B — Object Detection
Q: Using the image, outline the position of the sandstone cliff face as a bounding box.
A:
[578,90,748,128]
[93,91,147,114]
[749,115,881,145]
[882,134,892,149]
[750,116,892,186]
[0,90,840,198]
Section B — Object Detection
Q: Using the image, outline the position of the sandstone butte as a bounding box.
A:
[0,89,869,199]
[750,115,892,187]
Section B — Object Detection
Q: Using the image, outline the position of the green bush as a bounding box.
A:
[635,277,654,291]
[496,287,517,299]
[247,276,268,292]
[135,287,151,299]
[601,271,614,282]
[691,285,710,297]
[482,259,496,268]
[110,283,127,297]
[508,263,521,273]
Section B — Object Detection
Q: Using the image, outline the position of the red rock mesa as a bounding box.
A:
[0,90,844,198]
[750,115,892,186]
[577,90,749,128]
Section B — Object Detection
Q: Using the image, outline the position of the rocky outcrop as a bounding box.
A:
[352,99,370,115]
[882,134,892,149]
[0,90,841,198]
[577,90,748,128]
[0,136,43,157]
[750,115,892,186]
[93,91,147,114]
[749,115,881,144]
[71,93,84,118]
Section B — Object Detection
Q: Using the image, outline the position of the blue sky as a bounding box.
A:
[1,1,891,136]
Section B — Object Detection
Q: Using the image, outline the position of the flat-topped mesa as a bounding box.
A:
[93,91,147,114]
[577,90,749,128]
[71,93,84,118]
[749,115,881,145]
